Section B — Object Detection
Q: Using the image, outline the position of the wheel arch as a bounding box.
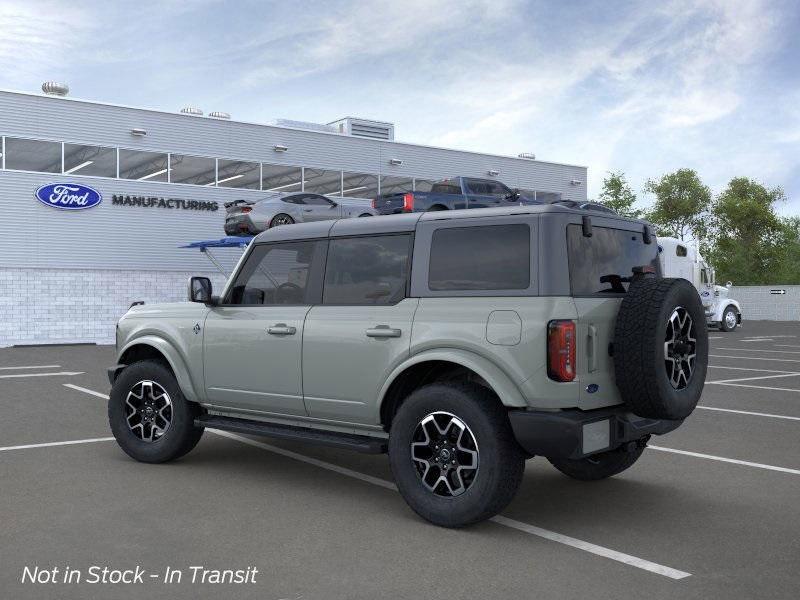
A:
[377,349,527,430]
[117,336,200,402]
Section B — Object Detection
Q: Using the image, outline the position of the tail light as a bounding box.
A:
[371,198,377,209]
[241,207,252,213]
[547,320,576,382]
[402,193,414,212]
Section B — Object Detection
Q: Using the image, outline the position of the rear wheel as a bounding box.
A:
[108,360,203,463]
[269,213,294,227]
[720,306,738,332]
[389,383,525,528]
[548,440,647,481]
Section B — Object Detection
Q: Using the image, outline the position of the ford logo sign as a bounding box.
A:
[35,183,102,210]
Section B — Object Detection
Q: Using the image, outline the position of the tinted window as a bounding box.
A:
[217,159,260,189]
[676,245,688,257]
[429,225,530,291]
[64,144,117,177]
[305,168,342,196]
[567,225,660,295]
[342,172,379,199]
[119,149,168,182]
[5,138,61,173]
[170,154,215,186]
[262,164,302,192]
[304,194,334,206]
[380,175,413,195]
[227,241,320,305]
[431,180,462,195]
[324,235,410,305]
[465,179,491,195]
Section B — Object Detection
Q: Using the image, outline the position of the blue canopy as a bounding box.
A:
[180,236,253,249]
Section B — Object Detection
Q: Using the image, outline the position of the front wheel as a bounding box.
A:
[389,383,525,528]
[108,360,204,463]
[720,306,738,332]
[548,442,646,481]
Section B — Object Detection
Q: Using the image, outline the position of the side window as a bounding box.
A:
[488,181,513,197]
[676,245,688,257]
[429,225,530,291]
[430,180,461,195]
[701,269,709,284]
[227,241,321,305]
[466,179,490,195]
[282,194,305,205]
[324,235,411,305]
[304,194,333,206]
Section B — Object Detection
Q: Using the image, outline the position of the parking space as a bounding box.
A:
[1,321,799,599]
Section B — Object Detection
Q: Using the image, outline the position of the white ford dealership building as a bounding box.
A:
[0,85,588,346]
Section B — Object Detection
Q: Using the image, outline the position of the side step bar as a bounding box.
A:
[195,415,387,454]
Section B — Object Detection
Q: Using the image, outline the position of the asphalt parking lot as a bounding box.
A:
[2,321,799,599]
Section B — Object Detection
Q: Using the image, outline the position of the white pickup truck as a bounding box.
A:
[658,237,742,332]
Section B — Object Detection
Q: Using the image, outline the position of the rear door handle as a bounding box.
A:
[366,325,402,338]
[268,323,296,336]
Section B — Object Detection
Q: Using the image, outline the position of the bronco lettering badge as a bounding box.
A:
[35,183,103,210]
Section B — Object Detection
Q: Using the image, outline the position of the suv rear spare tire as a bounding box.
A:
[614,277,708,420]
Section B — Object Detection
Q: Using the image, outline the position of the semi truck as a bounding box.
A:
[658,237,742,331]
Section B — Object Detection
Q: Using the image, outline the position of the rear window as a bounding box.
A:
[429,224,530,291]
[567,224,659,295]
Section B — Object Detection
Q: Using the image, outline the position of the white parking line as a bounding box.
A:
[708,365,799,374]
[738,338,773,342]
[212,430,691,580]
[716,347,800,355]
[52,384,692,579]
[710,382,800,394]
[707,373,800,384]
[710,354,800,363]
[697,406,800,421]
[775,344,800,349]
[64,383,110,399]
[0,371,84,379]
[0,364,61,371]
[0,437,114,452]
[649,446,800,475]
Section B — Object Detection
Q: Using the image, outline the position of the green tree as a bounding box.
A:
[597,171,640,218]
[643,169,711,241]
[707,177,786,285]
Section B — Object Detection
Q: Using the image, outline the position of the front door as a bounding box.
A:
[298,194,341,222]
[302,233,417,424]
[203,239,325,416]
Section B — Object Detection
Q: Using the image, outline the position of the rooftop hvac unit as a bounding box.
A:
[328,117,395,141]
[208,111,231,119]
[42,82,69,96]
[180,106,204,116]
[518,152,536,160]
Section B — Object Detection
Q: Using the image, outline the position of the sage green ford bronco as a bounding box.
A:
[109,204,708,527]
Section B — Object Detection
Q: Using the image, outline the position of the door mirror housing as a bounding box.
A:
[726,281,733,288]
[189,276,213,304]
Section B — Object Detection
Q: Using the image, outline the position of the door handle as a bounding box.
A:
[268,323,296,336]
[366,325,402,338]
[303,209,313,212]
[588,325,598,373]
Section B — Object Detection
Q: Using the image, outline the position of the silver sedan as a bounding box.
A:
[224,192,376,235]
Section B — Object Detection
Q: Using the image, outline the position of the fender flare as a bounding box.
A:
[377,348,528,418]
[117,335,200,402]
[714,299,742,322]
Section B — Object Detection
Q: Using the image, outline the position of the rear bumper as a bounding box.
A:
[508,406,683,460]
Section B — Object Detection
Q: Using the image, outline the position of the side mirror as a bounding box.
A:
[329,200,338,208]
[726,281,732,288]
[189,276,213,304]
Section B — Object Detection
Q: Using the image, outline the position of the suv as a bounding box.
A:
[109,205,708,527]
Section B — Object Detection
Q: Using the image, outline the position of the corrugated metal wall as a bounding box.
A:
[730,286,800,321]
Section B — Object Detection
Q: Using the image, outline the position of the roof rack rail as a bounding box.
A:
[546,199,617,215]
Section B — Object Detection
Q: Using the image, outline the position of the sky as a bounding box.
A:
[1,0,799,212]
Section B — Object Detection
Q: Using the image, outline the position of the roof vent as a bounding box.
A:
[328,117,395,141]
[208,111,230,119]
[518,152,536,160]
[42,82,69,96]
[180,106,203,116]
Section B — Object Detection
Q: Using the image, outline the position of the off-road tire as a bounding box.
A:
[548,443,646,481]
[388,382,525,528]
[614,277,708,420]
[720,306,738,332]
[109,360,204,463]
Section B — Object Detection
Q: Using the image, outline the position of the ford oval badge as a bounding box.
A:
[35,183,102,210]
[586,383,599,394]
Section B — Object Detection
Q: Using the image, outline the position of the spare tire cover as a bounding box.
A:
[613,277,708,420]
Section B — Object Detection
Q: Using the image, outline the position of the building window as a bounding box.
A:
[170,154,216,186]
[323,235,411,305]
[63,143,117,177]
[429,225,530,291]
[304,168,342,196]
[217,159,260,189]
[262,164,302,192]
[4,137,61,173]
[379,175,413,196]
[119,149,169,182]
[341,172,379,199]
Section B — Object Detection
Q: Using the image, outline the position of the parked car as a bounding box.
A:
[224,192,375,235]
[109,204,708,528]
[371,176,538,214]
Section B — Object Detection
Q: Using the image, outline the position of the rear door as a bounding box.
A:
[302,233,417,424]
[566,222,660,409]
